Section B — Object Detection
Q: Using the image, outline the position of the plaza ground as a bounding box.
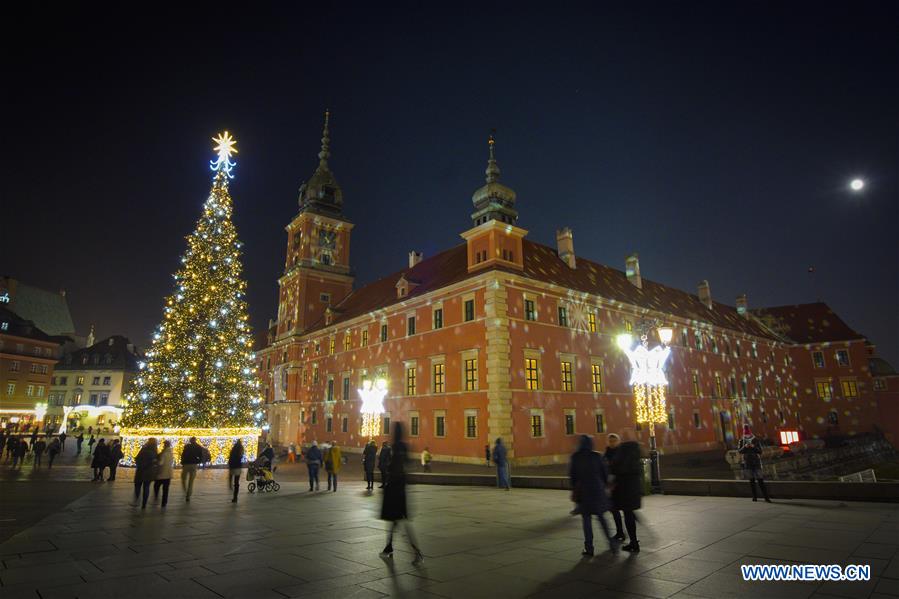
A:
[1,460,898,599]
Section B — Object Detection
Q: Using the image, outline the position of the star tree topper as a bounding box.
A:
[210,131,238,178]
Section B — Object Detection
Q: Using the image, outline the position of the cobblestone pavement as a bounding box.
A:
[0,468,897,599]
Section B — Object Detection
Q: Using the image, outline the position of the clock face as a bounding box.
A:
[318,229,336,250]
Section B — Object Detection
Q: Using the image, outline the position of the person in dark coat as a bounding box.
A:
[570,435,618,556]
[377,441,391,488]
[87,434,96,455]
[304,441,323,492]
[108,440,124,481]
[59,431,67,452]
[132,438,158,509]
[180,437,203,500]
[738,428,771,503]
[362,440,378,490]
[609,436,643,553]
[91,438,110,480]
[603,433,625,540]
[76,433,85,455]
[492,438,511,490]
[228,439,245,503]
[5,434,17,462]
[12,439,28,469]
[379,422,423,565]
[47,437,61,468]
[485,443,491,467]
[32,436,47,468]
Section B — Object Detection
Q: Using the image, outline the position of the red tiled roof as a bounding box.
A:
[303,238,778,340]
[751,302,866,344]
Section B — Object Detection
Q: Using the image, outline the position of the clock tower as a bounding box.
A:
[276,111,354,338]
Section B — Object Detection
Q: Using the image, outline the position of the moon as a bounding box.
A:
[850,178,865,191]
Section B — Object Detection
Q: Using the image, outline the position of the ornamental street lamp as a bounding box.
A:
[617,320,674,493]
[359,378,388,439]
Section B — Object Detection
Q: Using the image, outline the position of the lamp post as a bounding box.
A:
[359,378,388,439]
[617,320,674,493]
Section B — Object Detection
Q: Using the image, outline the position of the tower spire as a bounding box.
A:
[318,109,331,166]
[470,128,518,226]
[485,129,500,183]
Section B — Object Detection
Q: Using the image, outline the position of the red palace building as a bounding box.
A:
[256,115,899,464]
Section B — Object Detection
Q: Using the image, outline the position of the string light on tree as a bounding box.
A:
[119,131,261,465]
[359,378,388,439]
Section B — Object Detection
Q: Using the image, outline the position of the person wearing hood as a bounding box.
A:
[570,435,618,556]
[362,440,377,491]
[153,440,174,508]
[91,438,110,480]
[604,433,625,540]
[609,431,644,553]
[132,438,159,509]
[492,438,511,490]
[305,441,323,492]
[379,422,423,565]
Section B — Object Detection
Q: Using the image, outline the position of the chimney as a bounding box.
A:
[625,253,642,289]
[408,251,423,268]
[556,228,576,269]
[736,294,748,317]
[698,280,712,309]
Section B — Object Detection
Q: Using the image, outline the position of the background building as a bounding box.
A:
[48,335,142,433]
[256,124,897,463]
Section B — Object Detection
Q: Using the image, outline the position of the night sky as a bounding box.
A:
[4,3,898,365]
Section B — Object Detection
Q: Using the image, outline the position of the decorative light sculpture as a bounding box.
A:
[33,402,48,427]
[359,378,388,439]
[617,321,674,493]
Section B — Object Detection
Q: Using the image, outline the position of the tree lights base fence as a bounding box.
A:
[119,427,260,466]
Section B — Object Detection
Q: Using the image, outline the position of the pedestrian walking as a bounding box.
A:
[738,426,771,503]
[377,441,391,488]
[88,426,93,437]
[604,433,625,540]
[305,441,322,491]
[485,443,491,467]
[91,438,110,480]
[379,422,424,565]
[87,434,96,455]
[363,440,377,490]
[30,427,38,450]
[609,432,643,553]
[12,439,27,469]
[75,433,84,455]
[132,438,158,509]
[108,440,124,480]
[48,437,61,468]
[228,439,245,503]
[180,437,203,501]
[570,435,619,556]
[153,440,174,508]
[492,438,511,490]
[287,442,297,463]
[325,442,342,492]
[261,442,275,467]
[5,434,17,462]
[420,447,432,472]
[59,431,67,452]
[33,436,47,468]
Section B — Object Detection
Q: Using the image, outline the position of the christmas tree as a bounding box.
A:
[120,132,262,464]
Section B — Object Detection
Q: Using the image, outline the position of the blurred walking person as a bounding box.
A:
[325,442,342,492]
[228,438,244,503]
[87,434,96,455]
[492,438,511,490]
[75,433,85,455]
[305,441,322,492]
[153,440,174,508]
[47,436,61,468]
[379,423,423,565]
[180,437,203,501]
[738,426,771,503]
[362,440,377,490]
[91,438,110,480]
[59,431,67,452]
[108,440,124,481]
[609,431,644,553]
[132,438,158,509]
[420,447,432,472]
[570,435,619,556]
[377,441,391,488]
[32,435,47,468]
[604,433,625,540]
[12,439,27,469]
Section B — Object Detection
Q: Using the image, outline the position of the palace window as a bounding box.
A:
[590,363,603,393]
[313,366,319,385]
[380,324,388,343]
[311,410,317,425]
[812,351,825,368]
[835,350,850,367]
[681,329,689,346]
[530,412,544,437]
[343,376,350,400]
[667,411,676,430]
[564,409,575,435]
[874,378,886,391]
[433,307,443,330]
[383,414,390,435]
[329,337,335,355]
[344,334,351,352]
[433,363,445,393]
[435,411,446,437]
[693,410,701,428]
[407,316,416,336]
[361,329,368,347]
[99,392,108,406]
[341,416,348,433]
[464,358,478,391]
[5,383,14,395]
[560,360,573,391]
[816,381,832,399]
[525,357,540,390]
[588,312,597,333]
[841,380,858,398]
[9,360,20,372]
[326,416,333,433]
[327,378,334,402]
[715,374,723,398]
[558,306,568,327]
[464,299,475,322]
[406,367,416,396]
[465,411,478,438]
[694,330,703,351]
[692,373,701,396]
[92,376,100,385]
[595,411,605,433]
[525,299,536,321]
[625,320,633,333]
[410,412,420,436]
[102,376,110,385]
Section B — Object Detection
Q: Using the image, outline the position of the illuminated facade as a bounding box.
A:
[257,118,896,464]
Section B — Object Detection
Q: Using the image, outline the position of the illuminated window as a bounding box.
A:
[558,306,568,327]
[812,351,825,368]
[874,378,886,391]
[315,341,321,354]
[625,320,633,333]
[433,307,443,329]
[102,376,110,385]
[595,411,605,433]
[407,316,416,336]
[560,361,573,391]
[9,360,20,372]
[525,358,540,390]
[361,329,368,347]
[329,337,335,355]
[380,324,388,343]
[406,367,416,396]
[694,331,703,351]
[530,413,544,437]
[464,358,478,391]
[835,350,850,367]
[302,368,308,385]
[564,410,575,435]
[465,411,478,438]
[588,312,597,333]
[433,363,445,393]
[464,299,475,322]
[841,380,858,398]
[816,381,832,399]
[313,366,319,385]
[590,363,603,393]
[525,299,536,321]
[692,373,701,396]
[5,383,13,395]
[344,334,351,351]
[435,412,446,437]
[715,374,723,398]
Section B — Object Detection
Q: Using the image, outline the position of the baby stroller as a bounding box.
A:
[247,457,280,493]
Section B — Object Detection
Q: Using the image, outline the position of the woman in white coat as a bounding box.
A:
[153,440,175,508]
